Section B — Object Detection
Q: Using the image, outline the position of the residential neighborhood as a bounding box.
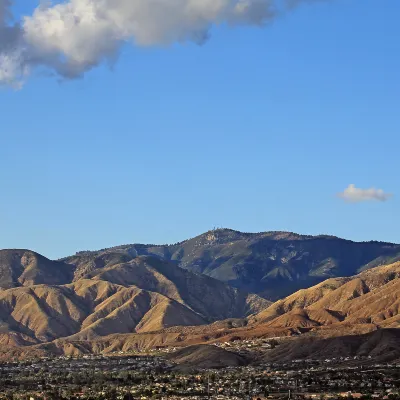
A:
[0,352,399,400]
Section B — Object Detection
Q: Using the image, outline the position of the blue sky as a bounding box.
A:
[1,0,399,259]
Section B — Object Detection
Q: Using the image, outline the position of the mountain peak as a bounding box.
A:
[56,229,400,300]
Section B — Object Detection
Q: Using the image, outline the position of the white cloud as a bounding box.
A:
[0,0,320,86]
[338,184,393,203]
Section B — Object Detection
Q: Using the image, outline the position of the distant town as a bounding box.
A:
[1,340,400,400]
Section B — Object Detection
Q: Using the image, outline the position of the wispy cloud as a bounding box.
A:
[338,184,393,203]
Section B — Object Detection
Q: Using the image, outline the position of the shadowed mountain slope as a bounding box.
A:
[262,329,400,363]
[168,344,248,369]
[82,256,268,321]
[63,229,400,300]
[0,250,74,289]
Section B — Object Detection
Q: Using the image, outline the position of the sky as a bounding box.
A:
[1,0,399,259]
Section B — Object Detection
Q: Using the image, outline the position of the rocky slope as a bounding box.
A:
[63,229,400,300]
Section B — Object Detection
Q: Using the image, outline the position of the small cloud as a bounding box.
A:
[338,184,392,203]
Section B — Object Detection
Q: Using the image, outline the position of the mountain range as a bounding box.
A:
[0,249,268,344]
[1,259,400,362]
[0,229,400,362]
[63,229,400,299]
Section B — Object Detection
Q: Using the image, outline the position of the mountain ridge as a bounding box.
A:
[61,229,400,300]
[1,230,400,363]
[0,250,269,347]
[0,262,400,362]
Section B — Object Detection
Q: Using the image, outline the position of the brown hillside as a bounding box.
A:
[252,262,400,330]
[0,252,269,347]
[0,250,269,341]
[262,329,400,363]
[83,256,270,320]
[0,280,206,342]
[1,252,400,363]
[167,344,248,369]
